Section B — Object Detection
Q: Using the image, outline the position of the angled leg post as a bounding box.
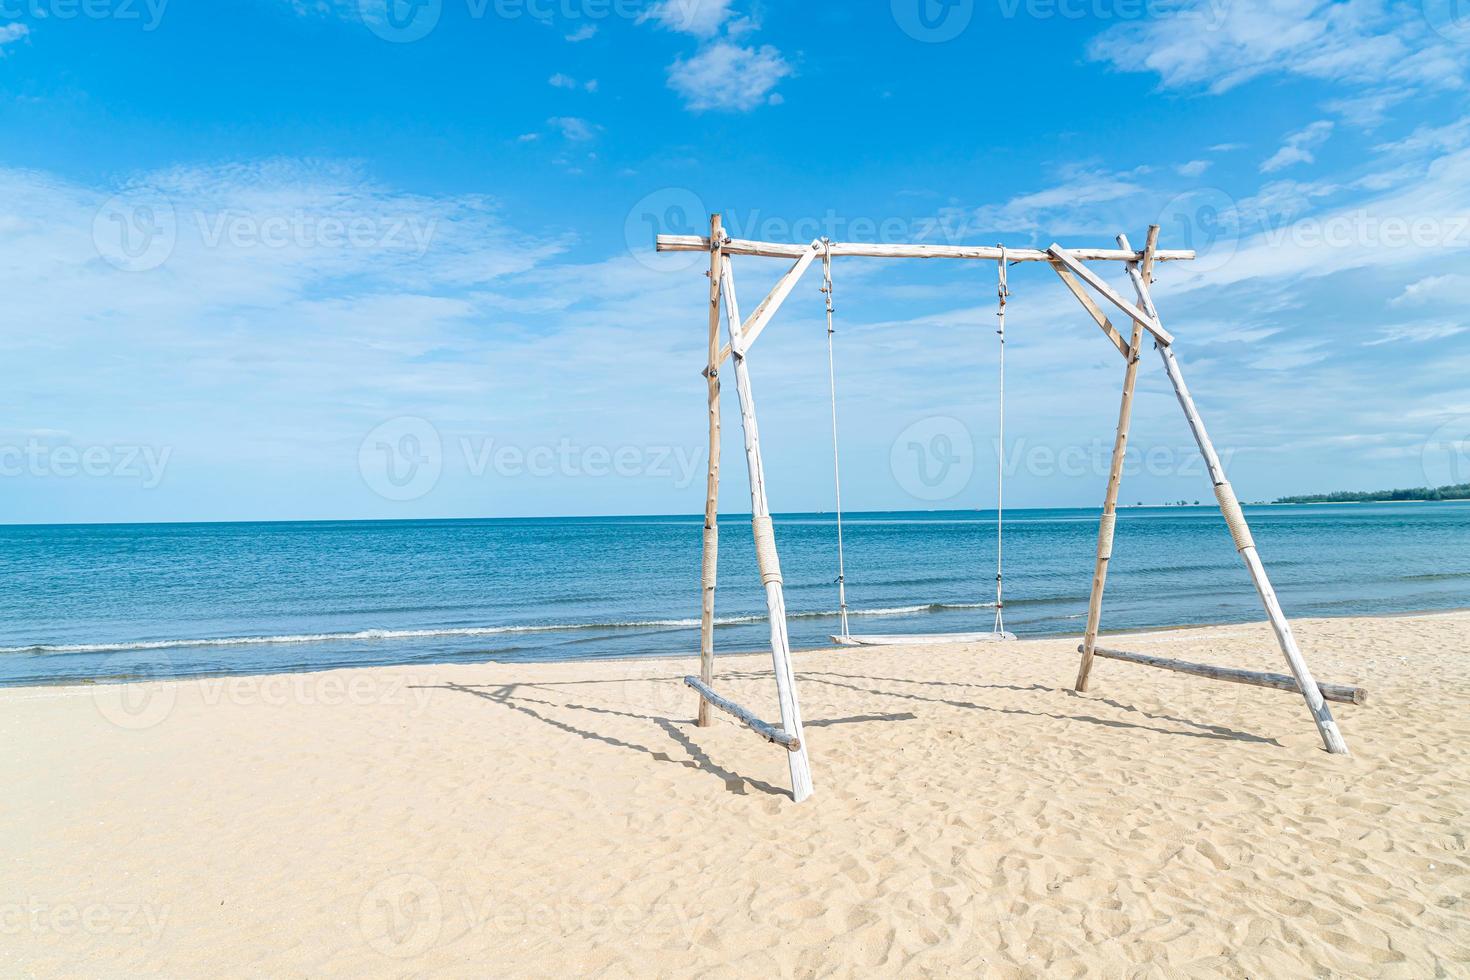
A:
[1075,227,1156,691]
[720,257,816,802]
[1119,232,1350,755]
[697,214,724,727]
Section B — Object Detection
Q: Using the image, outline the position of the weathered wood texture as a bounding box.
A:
[1050,262,1131,359]
[658,235,1195,264]
[1046,243,1173,345]
[709,244,820,370]
[722,265,816,801]
[684,677,801,750]
[1074,228,1155,692]
[1128,239,1351,755]
[697,215,724,728]
[1080,646,1367,706]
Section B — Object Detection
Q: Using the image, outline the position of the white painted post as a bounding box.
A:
[720,256,816,802]
[1120,235,1350,755]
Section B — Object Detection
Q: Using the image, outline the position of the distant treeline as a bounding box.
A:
[1275,483,1470,504]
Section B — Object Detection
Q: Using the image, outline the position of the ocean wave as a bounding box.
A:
[0,602,1004,656]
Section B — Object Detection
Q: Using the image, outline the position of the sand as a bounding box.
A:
[3,611,1468,977]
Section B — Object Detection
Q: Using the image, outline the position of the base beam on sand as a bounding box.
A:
[685,677,801,752]
[833,632,1017,647]
[1081,646,1368,706]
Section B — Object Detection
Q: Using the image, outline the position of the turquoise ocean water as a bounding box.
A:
[2,502,1467,686]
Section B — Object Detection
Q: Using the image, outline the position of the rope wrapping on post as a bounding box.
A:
[1214,482,1256,552]
[752,515,783,585]
[702,525,718,586]
[1097,512,1117,560]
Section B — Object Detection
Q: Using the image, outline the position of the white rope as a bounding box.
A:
[822,240,850,638]
[994,248,1008,637]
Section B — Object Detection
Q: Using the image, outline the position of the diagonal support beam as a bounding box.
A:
[1119,234,1349,756]
[707,241,821,372]
[720,251,816,801]
[1050,261,1130,359]
[1047,243,1172,346]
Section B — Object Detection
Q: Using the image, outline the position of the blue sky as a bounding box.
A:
[0,0,1467,522]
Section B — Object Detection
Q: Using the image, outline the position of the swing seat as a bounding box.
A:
[831,631,1016,647]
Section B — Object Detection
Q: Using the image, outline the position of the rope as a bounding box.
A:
[752,516,783,585]
[994,248,1008,637]
[822,240,851,638]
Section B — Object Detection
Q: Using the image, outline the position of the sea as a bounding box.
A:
[2,502,1468,686]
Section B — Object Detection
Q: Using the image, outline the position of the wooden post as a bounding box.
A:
[1075,227,1156,692]
[720,257,816,802]
[697,214,724,727]
[1122,240,1351,756]
[1079,646,1368,706]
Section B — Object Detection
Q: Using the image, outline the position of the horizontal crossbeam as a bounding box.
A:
[657,235,1196,264]
[685,676,802,751]
[1080,645,1367,706]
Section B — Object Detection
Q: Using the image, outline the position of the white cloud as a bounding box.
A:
[564,24,597,42]
[1088,0,1467,102]
[1176,160,1212,177]
[0,22,30,52]
[667,42,790,112]
[549,73,598,93]
[640,0,737,38]
[940,167,1148,237]
[1261,120,1334,173]
[1388,274,1470,307]
[547,116,598,142]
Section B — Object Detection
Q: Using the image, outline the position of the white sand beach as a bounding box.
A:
[4,611,1468,977]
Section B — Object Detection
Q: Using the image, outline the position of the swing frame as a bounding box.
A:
[662,215,1358,804]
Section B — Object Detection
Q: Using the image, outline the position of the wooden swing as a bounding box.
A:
[666,217,1364,804]
[825,240,1016,647]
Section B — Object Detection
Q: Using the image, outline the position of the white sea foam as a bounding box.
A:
[0,603,999,656]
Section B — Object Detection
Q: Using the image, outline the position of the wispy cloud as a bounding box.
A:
[1261,120,1334,173]
[547,116,598,142]
[0,22,30,53]
[1088,0,1467,113]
